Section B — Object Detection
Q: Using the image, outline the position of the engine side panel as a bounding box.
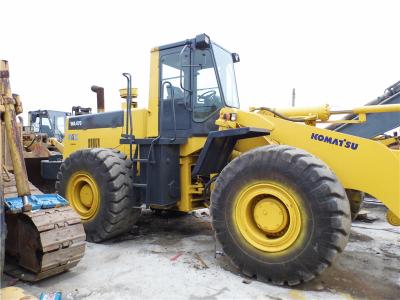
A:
[63,109,149,159]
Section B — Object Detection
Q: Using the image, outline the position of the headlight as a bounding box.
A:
[195,33,211,49]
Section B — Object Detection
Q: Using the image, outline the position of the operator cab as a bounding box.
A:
[28,110,70,142]
[158,33,240,139]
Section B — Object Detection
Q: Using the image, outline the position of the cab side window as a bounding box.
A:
[161,53,185,101]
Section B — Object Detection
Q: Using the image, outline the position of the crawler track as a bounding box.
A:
[3,174,85,281]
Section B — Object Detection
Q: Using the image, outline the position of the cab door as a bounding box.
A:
[159,46,192,139]
[191,48,223,136]
[158,44,224,139]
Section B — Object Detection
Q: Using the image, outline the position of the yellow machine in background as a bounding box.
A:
[22,106,92,188]
[57,34,400,285]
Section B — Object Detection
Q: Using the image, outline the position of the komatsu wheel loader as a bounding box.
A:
[57,34,400,285]
[0,60,85,282]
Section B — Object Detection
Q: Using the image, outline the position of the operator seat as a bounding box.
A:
[166,86,184,99]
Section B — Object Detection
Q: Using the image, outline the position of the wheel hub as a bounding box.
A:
[234,182,302,252]
[80,184,94,207]
[253,198,288,234]
[66,172,100,221]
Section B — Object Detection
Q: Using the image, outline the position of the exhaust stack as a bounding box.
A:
[91,85,105,113]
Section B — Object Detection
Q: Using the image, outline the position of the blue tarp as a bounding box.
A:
[5,194,69,214]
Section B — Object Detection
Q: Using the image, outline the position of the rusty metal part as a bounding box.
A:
[12,94,23,114]
[3,174,86,281]
[71,106,92,115]
[2,164,11,182]
[91,85,105,113]
[4,207,86,281]
[1,60,85,282]
[1,60,31,211]
[0,70,10,78]
[3,107,30,195]
[3,173,41,197]
[23,134,52,159]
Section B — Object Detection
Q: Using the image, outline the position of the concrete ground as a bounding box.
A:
[3,202,400,300]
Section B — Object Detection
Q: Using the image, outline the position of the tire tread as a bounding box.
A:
[211,145,351,285]
[56,148,140,242]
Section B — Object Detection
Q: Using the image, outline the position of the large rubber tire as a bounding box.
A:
[56,148,140,242]
[211,145,351,285]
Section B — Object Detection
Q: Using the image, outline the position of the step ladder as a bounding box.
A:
[131,141,157,207]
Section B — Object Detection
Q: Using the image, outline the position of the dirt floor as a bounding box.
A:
[2,201,400,300]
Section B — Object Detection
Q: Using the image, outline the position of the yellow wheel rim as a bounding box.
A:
[66,171,100,221]
[234,182,302,252]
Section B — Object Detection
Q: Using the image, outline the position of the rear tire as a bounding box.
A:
[211,145,351,285]
[56,148,140,242]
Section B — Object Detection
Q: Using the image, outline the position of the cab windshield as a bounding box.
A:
[49,111,67,137]
[212,43,240,108]
[31,111,66,141]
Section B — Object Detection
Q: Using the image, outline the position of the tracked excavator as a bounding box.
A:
[0,60,85,282]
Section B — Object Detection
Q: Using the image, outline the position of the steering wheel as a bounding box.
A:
[198,90,217,105]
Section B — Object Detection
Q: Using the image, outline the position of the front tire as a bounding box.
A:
[56,148,140,242]
[211,145,351,285]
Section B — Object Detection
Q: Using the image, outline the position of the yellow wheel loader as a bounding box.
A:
[57,34,400,285]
